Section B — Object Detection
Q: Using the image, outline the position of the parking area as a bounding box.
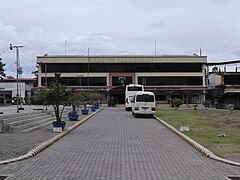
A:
[0,107,239,179]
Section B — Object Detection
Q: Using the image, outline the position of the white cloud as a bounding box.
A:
[0,0,240,77]
[0,23,18,40]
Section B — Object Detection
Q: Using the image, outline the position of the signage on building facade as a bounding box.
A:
[118,77,126,86]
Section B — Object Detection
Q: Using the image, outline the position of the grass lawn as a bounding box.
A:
[155,109,240,158]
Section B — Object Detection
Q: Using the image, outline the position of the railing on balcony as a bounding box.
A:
[66,85,206,92]
[67,86,109,91]
[144,85,206,91]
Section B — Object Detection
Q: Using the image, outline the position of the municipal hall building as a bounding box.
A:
[37,55,207,105]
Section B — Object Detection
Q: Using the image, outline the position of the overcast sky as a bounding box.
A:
[0,0,240,77]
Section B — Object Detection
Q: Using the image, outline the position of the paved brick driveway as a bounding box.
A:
[0,108,239,179]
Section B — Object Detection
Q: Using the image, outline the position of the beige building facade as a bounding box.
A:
[37,55,207,104]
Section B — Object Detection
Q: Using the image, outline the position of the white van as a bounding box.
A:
[125,84,144,111]
[132,91,156,117]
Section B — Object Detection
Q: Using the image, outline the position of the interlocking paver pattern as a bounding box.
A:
[0,108,239,179]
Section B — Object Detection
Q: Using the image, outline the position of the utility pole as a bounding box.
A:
[9,44,23,113]
[87,47,90,89]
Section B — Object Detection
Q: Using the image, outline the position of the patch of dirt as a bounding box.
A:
[176,109,240,161]
[199,110,240,128]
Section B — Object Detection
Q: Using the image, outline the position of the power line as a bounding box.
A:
[20,54,35,66]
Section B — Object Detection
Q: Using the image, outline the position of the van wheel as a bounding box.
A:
[132,112,134,116]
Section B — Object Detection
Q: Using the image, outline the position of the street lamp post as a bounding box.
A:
[87,47,90,89]
[9,44,23,113]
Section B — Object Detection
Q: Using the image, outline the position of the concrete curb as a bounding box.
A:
[0,108,103,165]
[154,116,240,167]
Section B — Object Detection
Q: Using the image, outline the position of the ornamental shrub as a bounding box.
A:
[172,98,183,108]
[202,100,210,108]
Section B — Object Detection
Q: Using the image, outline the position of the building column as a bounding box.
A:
[202,64,206,86]
[38,63,42,87]
[135,73,138,84]
[106,73,110,91]
[202,92,206,102]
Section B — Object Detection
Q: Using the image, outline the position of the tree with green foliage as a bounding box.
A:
[67,90,86,114]
[84,92,101,105]
[202,100,210,108]
[41,81,69,125]
[48,81,68,123]
[0,58,6,79]
[35,89,49,108]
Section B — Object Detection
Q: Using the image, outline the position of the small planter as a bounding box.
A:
[52,121,66,130]
[68,114,80,121]
[81,109,89,115]
[91,106,96,112]
[94,104,99,109]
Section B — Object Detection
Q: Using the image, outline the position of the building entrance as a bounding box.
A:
[108,86,125,104]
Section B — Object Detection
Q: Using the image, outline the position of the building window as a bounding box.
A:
[41,77,106,86]
[138,77,202,86]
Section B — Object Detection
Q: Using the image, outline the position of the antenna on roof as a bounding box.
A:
[154,40,157,55]
[65,40,67,55]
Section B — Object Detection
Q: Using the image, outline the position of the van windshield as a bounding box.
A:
[136,94,154,102]
[127,87,143,91]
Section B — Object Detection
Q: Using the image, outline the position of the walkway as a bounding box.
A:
[0,108,239,179]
